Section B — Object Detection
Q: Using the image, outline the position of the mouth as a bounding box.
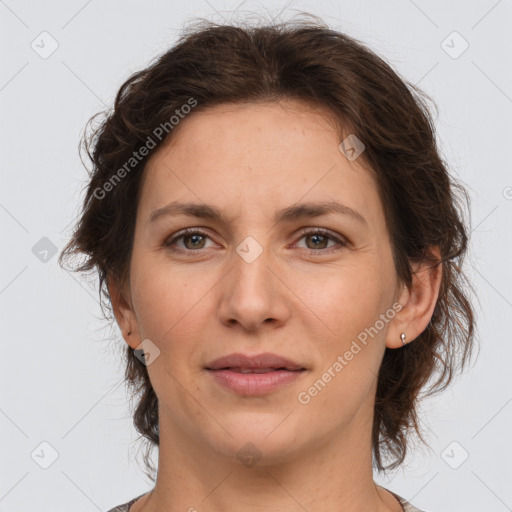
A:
[206,368,306,395]
[205,352,306,372]
[204,352,307,395]
[207,366,305,373]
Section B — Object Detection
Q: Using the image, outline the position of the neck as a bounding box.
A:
[135,402,402,512]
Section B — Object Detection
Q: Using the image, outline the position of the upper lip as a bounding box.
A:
[205,352,305,371]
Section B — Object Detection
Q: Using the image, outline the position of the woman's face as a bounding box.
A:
[118,100,406,464]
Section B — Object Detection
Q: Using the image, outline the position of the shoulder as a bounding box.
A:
[105,493,146,512]
[386,488,428,512]
[106,489,429,512]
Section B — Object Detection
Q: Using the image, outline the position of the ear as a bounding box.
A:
[386,246,443,349]
[107,273,141,350]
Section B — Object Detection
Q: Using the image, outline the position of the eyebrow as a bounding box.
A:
[148,200,368,227]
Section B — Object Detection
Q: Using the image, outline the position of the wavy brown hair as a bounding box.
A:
[59,14,478,479]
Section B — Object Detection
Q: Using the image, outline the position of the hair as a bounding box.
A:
[59,13,478,479]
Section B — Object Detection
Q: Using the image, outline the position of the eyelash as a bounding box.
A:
[163,227,347,255]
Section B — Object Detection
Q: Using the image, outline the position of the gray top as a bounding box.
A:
[105,488,426,511]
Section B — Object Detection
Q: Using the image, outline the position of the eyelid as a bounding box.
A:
[163,227,216,248]
[292,227,347,250]
[295,226,345,241]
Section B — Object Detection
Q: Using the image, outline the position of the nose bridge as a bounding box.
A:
[232,233,274,302]
[218,232,287,330]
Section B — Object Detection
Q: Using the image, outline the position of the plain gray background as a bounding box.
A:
[1,1,511,511]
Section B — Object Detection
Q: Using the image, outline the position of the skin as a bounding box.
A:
[109,99,442,512]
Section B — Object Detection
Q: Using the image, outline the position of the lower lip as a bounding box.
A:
[206,369,305,395]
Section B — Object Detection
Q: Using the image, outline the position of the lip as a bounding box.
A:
[205,352,305,371]
[207,368,305,395]
[205,352,307,396]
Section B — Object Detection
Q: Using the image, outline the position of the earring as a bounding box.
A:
[400,333,407,346]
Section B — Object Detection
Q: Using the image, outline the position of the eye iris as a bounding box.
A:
[184,234,206,249]
[307,233,328,250]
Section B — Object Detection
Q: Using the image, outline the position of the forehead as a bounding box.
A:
[158,100,345,165]
[137,100,384,229]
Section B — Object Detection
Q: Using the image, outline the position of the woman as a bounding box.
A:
[59,15,476,512]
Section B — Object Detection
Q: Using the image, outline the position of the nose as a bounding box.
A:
[216,238,291,333]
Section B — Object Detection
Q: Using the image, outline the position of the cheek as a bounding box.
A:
[130,254,203,328]
[293,263,390,398]
[302,278,387,415]
[130,260,216,371]
[293,262,384,337]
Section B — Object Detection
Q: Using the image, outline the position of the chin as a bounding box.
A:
[204,419,307,467]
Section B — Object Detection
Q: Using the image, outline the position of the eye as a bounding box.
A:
[294,228,347,253]
[164,228,215,252]
[163,227,347,254]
